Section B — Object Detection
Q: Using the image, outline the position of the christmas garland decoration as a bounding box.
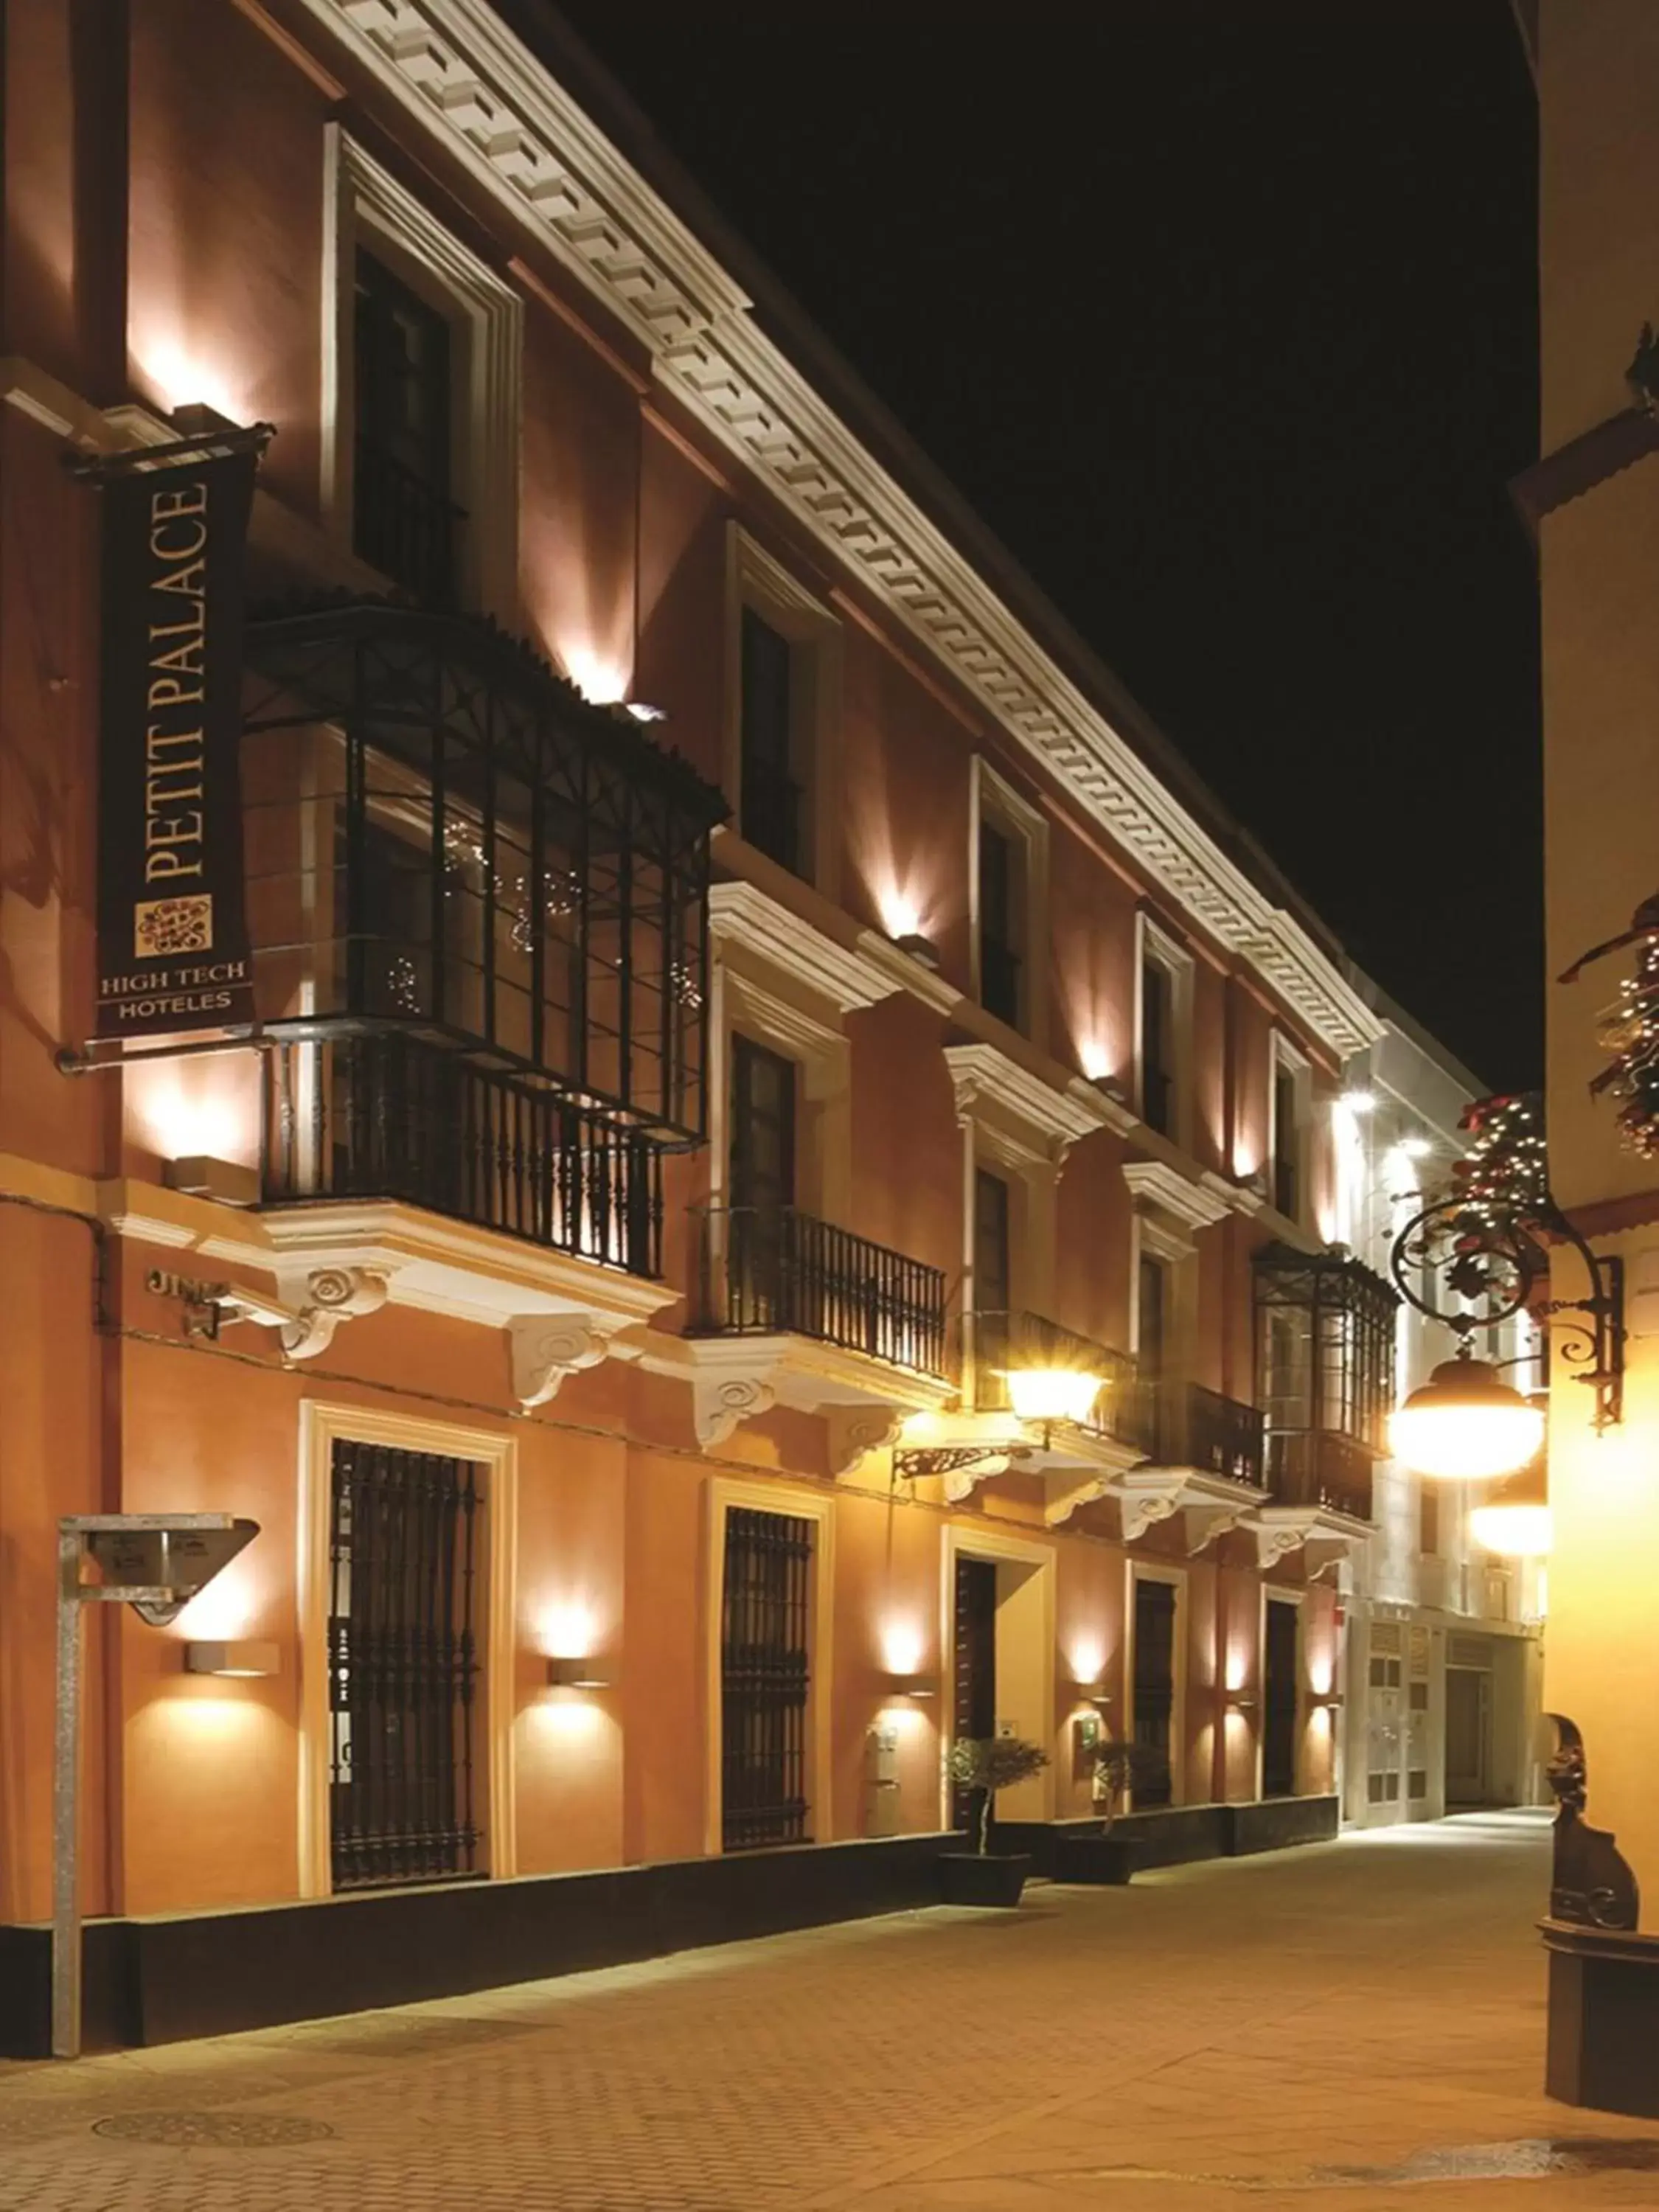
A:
[1560,892,1659,1159]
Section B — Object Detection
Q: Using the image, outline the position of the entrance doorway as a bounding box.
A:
[951,1555,998,1829]
[1131,1576,1178,1807]
[1262,1596,1300,1798]
[1445,1666,1492,1806]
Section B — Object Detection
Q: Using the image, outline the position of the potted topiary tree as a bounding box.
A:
[940,1736,1051,1905]
[1051,1739,1147,1885]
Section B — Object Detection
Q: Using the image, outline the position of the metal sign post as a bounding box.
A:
[52,1513,259,2059]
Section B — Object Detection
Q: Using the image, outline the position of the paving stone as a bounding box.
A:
[0,1812,1646,2211]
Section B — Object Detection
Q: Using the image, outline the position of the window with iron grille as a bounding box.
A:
[329,1439,481,1891]
[353,250,465,606]
[721,1508,813,1851]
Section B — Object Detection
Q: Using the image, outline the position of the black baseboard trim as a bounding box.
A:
[995,1795,1339,1874]
[0,1832,961,2058]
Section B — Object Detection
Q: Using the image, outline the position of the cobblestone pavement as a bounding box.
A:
[4,1810,1658,2211]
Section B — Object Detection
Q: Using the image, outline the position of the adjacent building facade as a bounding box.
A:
[1330,1001,1543,1832]
[1522,0,1659,2115]
[0,0,1519,2048]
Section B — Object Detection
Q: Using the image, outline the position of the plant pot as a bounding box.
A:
[1052,1833,1142,1886]
[938,1852,1032,1907]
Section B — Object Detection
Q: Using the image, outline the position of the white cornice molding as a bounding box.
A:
[709,881,894,1012]
[298,0,1386,1064]
[1122,1161,1233,1234]
[945,1043,1109,1162]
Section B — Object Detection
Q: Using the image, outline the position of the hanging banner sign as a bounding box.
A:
[92,439,263,1039]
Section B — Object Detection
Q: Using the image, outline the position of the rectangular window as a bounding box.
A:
[726,1038,798,1332]
[1408,1680,1430,1711]
[1273,1065,1300,1220]
[1408,1768,1428,1800]
[1141,959,1173,1136]
[1262,1598,1299,1798]
[1138,1254,1168,1375]
[973,1168,1012,1318]
[978,819,1023,1029]
[353,249,462,605]
[328,1438,481,1891]
[1131,1579,1177,1809]
[721,1507,813,1851]
[740,607,803,874]
[951,1555,998,1832]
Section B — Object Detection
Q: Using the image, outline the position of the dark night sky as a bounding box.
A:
[551,1,1541,1091]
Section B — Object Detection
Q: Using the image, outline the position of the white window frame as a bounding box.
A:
[970,757,1050,1050]
[297,1401,518,1898]
[1125,1559,1189,1810]
[705,1477,835,1855]
[322,126,523,622]
[1133,911,1195,1150]
[724,525,842,897]
[1267,1029,1314,1231]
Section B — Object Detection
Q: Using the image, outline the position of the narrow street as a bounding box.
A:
[2,1812,1655,2210]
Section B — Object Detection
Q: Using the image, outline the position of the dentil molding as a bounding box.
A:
[295,0,1386,1064]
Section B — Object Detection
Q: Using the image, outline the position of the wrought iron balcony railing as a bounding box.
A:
[1138,1379,1266,1486]
[1263,1428,1376,1521]
[692,1205,948,1377]
[263,1027,663,1277]
[974,1310,1152,1452]
[352,438,467,608]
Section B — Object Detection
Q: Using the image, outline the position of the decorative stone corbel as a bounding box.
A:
[942,1452,1016,1505]
[1249,1521,1306,1569]
[509,1313,616,1409]
[695,1371,776,1450]
[1183,1501,1249,1555]
[1044,1474,1113,1528]
[825,1405,906,1480]
[275,1267,391,1360]
[1119,1490,1183,1544]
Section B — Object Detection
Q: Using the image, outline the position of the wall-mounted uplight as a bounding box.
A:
[1338,1089,1377,1115]
[164,1155,260,1208]
[547,1657,613,1689]
[1309,1691,1346,1711]
[184,1641,279,1679]
[892,931,942,972]
[880,1673,938,1701]
[1225,1689,1259,1711]
[624,701,667,724]
[1071,1681,1113,1706]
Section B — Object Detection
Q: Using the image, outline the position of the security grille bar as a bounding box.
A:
[328,1439,480,1891]
[721,1507,812,1853]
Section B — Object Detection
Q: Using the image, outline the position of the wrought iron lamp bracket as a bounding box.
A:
[892,1441,1037,1482]
[1389,1192,1625,1432]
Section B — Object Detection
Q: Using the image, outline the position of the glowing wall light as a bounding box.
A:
[1003,1365,1105,1427]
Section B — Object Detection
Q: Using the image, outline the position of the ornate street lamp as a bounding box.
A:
[1390,1354,1545,1481]
[1388,1096,1624,1481]
[894,1358,1110,1479]
[1468,1425,1552,1557]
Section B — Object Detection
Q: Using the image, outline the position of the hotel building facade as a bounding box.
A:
[0,0,1518,2048]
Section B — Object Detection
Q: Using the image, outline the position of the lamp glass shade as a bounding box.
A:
[1388,1357,1545,1481]
[1003,1366,1103,1425]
